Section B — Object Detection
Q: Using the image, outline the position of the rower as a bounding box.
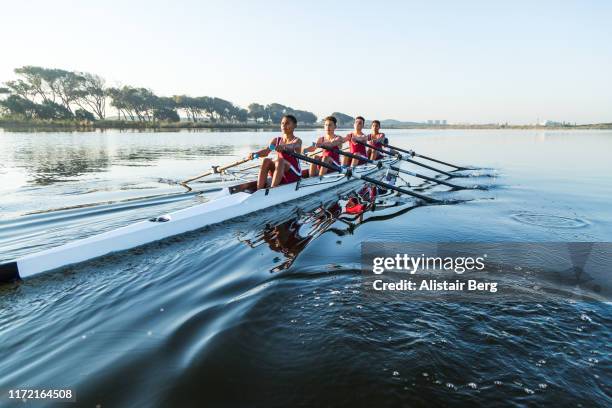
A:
[248,115,303,189]
[342,116,369,166]
[302,116,344,177]
[368,120,387,160]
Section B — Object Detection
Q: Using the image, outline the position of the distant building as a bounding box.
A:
[539,120,563,127]
[427,119,446,125]
[441,120,447,125]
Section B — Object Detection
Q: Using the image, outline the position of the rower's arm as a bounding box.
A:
[319,137,343,149]
[285,138,302,152]
[303,137,323,153]
[353,134,369,142]
[248,137,277,159]
[275,138,302,154]
[329,136,344,148]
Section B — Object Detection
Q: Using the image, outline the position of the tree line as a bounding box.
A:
[0,66,326,124]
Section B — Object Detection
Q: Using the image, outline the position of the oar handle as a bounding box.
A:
[353,139,400,158]
[318,145,378,166]
[283,149,343,173]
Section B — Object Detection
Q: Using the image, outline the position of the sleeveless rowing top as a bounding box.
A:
[347,132,367,156]
[321,135,341,165]
[369,133,386,159]
[275,136,301,176]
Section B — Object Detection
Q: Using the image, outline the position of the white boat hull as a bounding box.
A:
[0,159,398,282]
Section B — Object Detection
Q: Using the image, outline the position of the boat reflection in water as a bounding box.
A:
[238,174,423,272]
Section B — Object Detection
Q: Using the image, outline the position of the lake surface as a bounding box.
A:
[0,129,610,407]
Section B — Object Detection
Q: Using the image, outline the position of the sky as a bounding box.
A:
[1,0,611,124]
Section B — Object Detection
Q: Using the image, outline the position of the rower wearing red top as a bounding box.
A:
[248,115,303,189]
[343,116,369,166]
[302,116,344,177]
[368,120,387,160]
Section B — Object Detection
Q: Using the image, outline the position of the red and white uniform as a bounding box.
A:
[271,136,301,184]
[369,133,386,160]
[347,132,368,164]
[321,136,342,167]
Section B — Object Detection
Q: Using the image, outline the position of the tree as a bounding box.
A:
[74,73,107,119]
[35,100,74,119]
[7,66,83,113]
[154,107,180,122]
[0,95,38,118]
[234,108,248,122]
[248,103,266,122]
[173,95,204,121]
[107,87,132,120]
[75,109,95,121]
[49,69,85,114]
[153,97,180,122]
[107,86,159,121]
[4,66,107,117]
[293,109,317,124]
[265,103,290,123]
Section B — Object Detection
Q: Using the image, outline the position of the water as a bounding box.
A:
[0,129,610,407]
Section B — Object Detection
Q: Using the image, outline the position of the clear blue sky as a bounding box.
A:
[2,0,611,124]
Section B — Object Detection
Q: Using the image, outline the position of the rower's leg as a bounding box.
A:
[258,158,275,189]
[309,155,320,177]
[342,155,351,166]
[271,158,287,187]
[351,157,360,167]
[319,156,331,176]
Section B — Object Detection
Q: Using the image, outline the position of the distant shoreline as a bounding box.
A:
[1,118,610,132]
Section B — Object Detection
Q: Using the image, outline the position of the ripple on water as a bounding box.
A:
[510,212,589,229]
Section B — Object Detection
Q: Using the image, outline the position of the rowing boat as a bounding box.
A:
[0,157,399,282]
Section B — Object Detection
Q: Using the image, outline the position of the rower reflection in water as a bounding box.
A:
[302,116,344,177]
[248,115,303,189]
[240,203,342,272]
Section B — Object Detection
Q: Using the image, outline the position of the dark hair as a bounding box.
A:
[355,116,365,124]
[372,120,381,126]
[324,116,337,125]
[282,114,298,125]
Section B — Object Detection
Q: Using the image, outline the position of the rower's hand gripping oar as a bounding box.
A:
[353,139,467,178]
[381,142,470,171]
[317,145,479,190]
[284,148,440,203]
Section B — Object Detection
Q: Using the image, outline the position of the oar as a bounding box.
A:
[317,145,475,190]
[281,149,440,203]
[353,139,462,178]
[382,142,470,170]
[180,144,338,191]
[181,157,252,190]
